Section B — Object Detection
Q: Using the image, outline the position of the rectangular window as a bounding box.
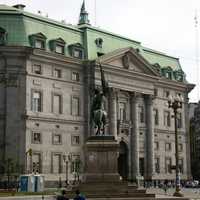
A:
[72,72,80,81]
[154,109,159,125]
[55,45,64,54]
[70,154,81,173]
[32,153,41,173]
[154,88,158,97]
[32,91,42,112]
[165,142,171,151]
[177,113,182,128]
[178,159,184,173]
[139,158,144,176]
[178,143,183,152]
[53,68,62,78]
[53,94,62,114]
[32,132,41,144]
[139,106,144,123]
[52,154,62,174]
[165,157,172,173]
[119,102,126,121]
[72,96,80,116]
[164,111,170,127]
[33,65,42,75]
[154,141,159,150]
[155,157,160,173]
[164,90,170,98]
[73,49,83,59]
[35,40,44,49]
[71,135,80,145]
[53,134,62,145]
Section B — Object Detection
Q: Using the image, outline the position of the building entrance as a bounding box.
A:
[118,141,128,180]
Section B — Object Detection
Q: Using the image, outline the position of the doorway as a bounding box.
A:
[118,141,128,180]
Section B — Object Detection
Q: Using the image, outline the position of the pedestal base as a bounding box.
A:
[84,136,120,183]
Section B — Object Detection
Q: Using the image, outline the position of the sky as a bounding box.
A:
[1,0,200,102]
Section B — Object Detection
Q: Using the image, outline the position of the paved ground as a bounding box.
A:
[146,187,200,199]
[0,188,200,200]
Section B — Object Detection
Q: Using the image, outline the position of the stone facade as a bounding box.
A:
[0,3,194,187]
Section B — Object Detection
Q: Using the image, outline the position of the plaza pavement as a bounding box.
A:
[0,188,200,200]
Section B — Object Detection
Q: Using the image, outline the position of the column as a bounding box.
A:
[130,92,140,182]
[145,95,155,180]
[109,88,117,139]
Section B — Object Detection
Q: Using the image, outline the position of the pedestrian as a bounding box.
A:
[73,189,86,200]
[56,189,69,200]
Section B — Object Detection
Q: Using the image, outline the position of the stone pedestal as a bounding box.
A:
[84,136,120,183]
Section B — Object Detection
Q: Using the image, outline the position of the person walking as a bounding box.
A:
[73,189,85,200]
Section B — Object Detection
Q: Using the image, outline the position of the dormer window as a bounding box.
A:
[162,66,173,80]
[68,43,84,59]
[152,63,161,74]
[49,38,66,55]
[29,32,46,49]
[95,38,103,48]
[174,70,184,82]
[0,27,7,45]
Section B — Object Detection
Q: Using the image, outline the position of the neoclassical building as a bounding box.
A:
[0,3,194,186]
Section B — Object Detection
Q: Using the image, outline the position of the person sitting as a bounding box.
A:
[73,189,85,200]
[56,190,69,200]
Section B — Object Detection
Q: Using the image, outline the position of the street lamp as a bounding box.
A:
[168,94,184,197]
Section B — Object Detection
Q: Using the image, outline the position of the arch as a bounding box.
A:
[118,141,129,180]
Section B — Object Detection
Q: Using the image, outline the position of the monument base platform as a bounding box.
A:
[83,136,120,183]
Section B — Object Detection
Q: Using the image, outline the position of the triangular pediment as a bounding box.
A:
[96,47,160,76]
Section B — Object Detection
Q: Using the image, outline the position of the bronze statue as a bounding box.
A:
[91,64,109,135]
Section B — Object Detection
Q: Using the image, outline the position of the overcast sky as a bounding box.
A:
[1,0,200,102]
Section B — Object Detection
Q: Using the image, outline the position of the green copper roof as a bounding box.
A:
[0,4,185,81]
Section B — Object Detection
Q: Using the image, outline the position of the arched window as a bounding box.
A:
[0,27,7,45]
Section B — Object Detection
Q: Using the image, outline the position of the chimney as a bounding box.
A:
[13,4,26,10]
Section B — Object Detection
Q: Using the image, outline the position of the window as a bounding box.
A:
[72,96,80,116]
[164,90,170,98]
[53,134,62,145]
[139,106,144,123]
[72,72,80,81]
[155,157,160,173]
[178,159,184,173]
[32,153,41,173]
[178,143,183,152]
[0,27,7,45]
[49,38,65,55]
[35,39,45,49]
[154,109,159,125]
[52,153,62,174]
[119,102,126,121]
[165,157,172,173]
[73,48,83,59]
[68,43,84,59]
[164,111,170,127]
[165,142,171,151]
[70,155,81,173]
[71,135,80,145]
[53,94,62,114]
[32,132,41,144]
[29,32,46,50]
[55,44,64,54]
[32,91,42,112]
[139,158,144,176]
[53,68,62,78]
[95,38,103,48]
[177,113,182,128]
[154,141,159,150]
[33,65,42,75]
[154,88,158,97]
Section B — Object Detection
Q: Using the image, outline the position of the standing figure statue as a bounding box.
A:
[91,64,109,135]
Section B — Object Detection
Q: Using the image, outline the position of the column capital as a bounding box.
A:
[109,87,119,98]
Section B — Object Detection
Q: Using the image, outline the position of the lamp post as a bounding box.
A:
[168,94,183,197]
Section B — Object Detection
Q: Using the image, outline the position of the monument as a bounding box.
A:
[83,64,120,183]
